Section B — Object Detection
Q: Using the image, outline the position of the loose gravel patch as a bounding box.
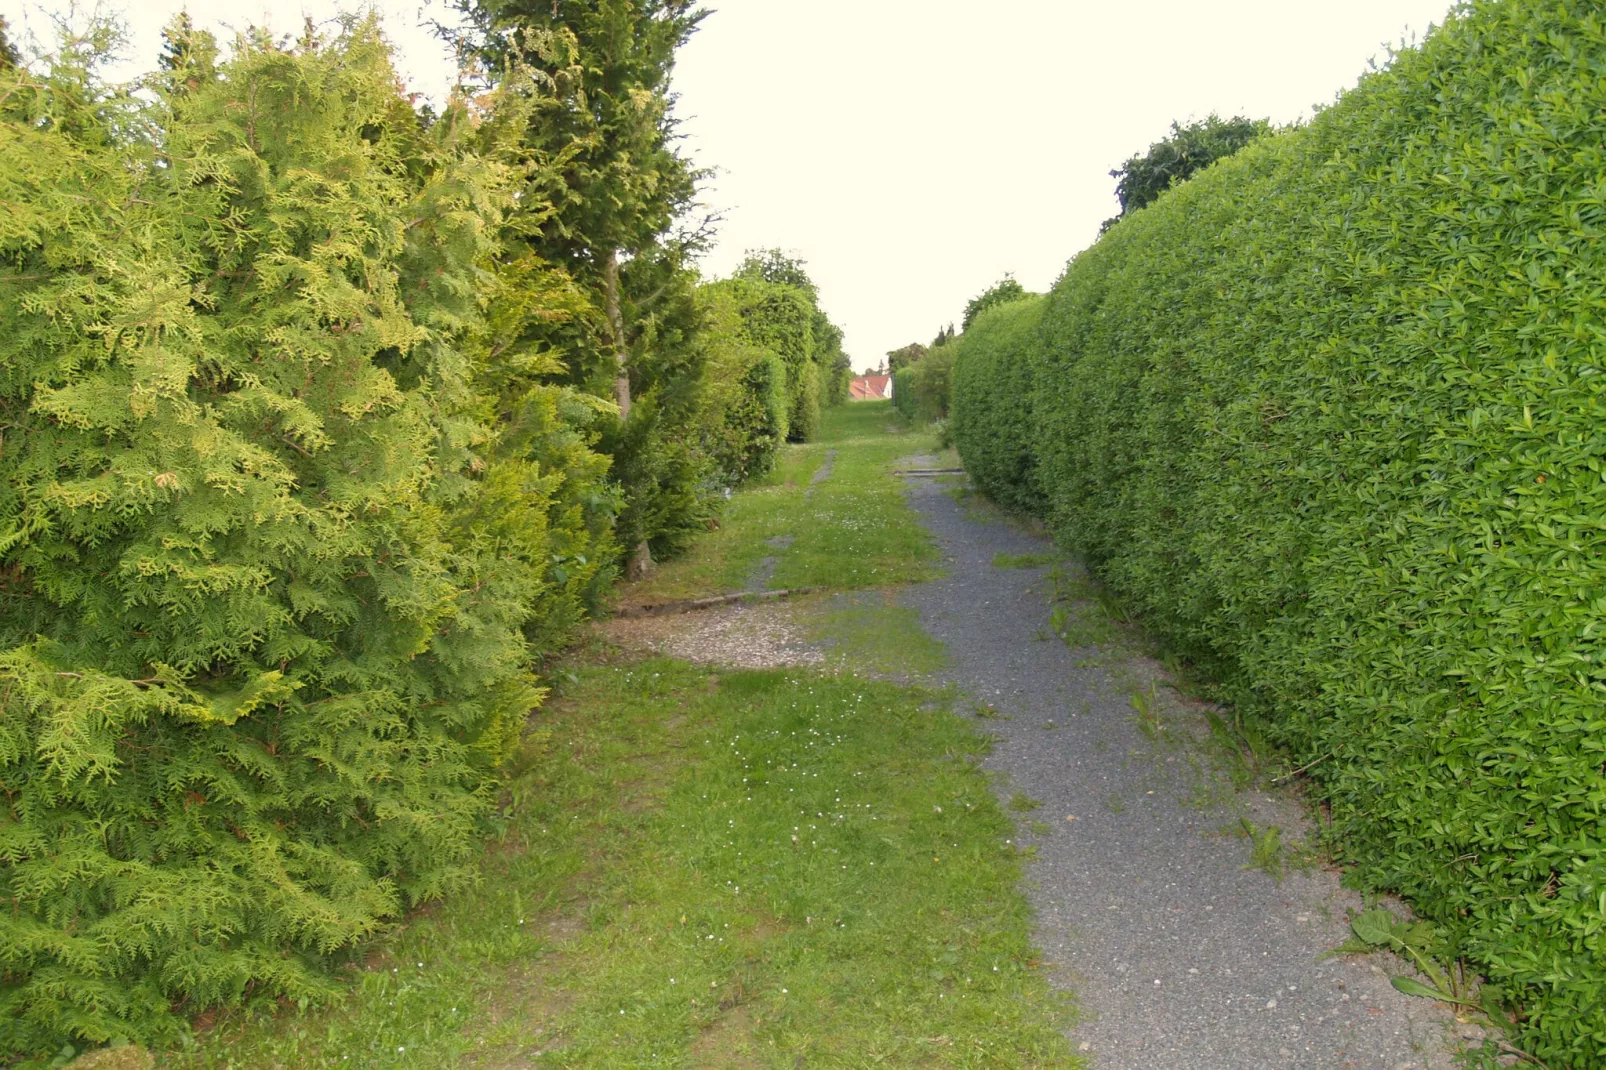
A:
[897,465,1472,1070]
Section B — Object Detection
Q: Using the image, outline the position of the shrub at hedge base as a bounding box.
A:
[955,1,1606,1060]
[0,25,607,1054]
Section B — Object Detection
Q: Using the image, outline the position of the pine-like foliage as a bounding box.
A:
[464,0,716,569]
[0,16,20,69]
[0,18,605,1053]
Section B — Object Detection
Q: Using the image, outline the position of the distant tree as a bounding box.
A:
[962,276,1028,331]
[735,248,818,297]
[157,13,218,92]
[930,323,957,347]
[1104,114,1270,230]
[887,342,926,373]
[0,15,21,68]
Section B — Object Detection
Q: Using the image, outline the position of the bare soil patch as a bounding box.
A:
[595,600,824,670]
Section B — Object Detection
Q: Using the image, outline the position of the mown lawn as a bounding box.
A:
[624,400,941,604]
[159,661,1078,1067]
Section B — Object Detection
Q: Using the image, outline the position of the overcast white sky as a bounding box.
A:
[2,0,1456,370]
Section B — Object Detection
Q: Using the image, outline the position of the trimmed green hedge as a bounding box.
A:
[950,296,1046,515]
[892,342,962,424]
[892,366,917,421]
[953,0,1606,1061]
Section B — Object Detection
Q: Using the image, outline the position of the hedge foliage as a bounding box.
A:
[693,285,790,485]
[0,23,575,1051]
[949,296,1046,516]
[701,250,847,451]
[0,13,845,1059]
[891,366,916,421]
[892,341,961,423]
[953,0,1606,1060]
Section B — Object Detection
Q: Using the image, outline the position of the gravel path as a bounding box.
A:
[897,470,1473,1070]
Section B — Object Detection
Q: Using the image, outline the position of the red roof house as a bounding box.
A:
[850,374,892,400]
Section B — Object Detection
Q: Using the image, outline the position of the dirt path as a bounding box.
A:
[896,468,1474,1070]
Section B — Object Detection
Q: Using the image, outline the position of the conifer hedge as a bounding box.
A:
[953,0,1606,1060]
[0,21,613,1053]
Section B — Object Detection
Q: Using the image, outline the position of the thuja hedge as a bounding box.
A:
[953,0,1606,1060]
[0,23,615,1054]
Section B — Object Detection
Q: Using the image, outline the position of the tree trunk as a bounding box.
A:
[603,250,632,421]
[604,249,654,580]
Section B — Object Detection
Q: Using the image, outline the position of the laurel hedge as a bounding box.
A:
[953,0,1606,1060]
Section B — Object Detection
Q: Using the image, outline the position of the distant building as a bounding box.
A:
[849,374,892,400]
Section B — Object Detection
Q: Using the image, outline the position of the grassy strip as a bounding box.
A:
[798,591,950,679]
[628,401,941,604]
[159,658,1078,1067]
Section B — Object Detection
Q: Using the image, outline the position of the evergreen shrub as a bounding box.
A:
[0,22,608,1054]
[955,1,1606,1059]
[694,288,788,484]
[907,341,959,421]
[892,342,960,423]
[949,296,1046,515]
[892,367,917,421]
[789,360,822,443]
[705,272,823,443]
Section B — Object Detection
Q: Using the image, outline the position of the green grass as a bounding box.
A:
[1216,820,1318,884]
[992,552,1058,570]
[628,401,941,604]
[1007,793,1042,813]
[799,591,949,679]
[158,658,1079,1068]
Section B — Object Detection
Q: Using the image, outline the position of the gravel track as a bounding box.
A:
[896,470,1472,1070]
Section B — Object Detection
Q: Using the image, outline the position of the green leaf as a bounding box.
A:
[1349,909,1398,948]
[1390,976,1447,1001]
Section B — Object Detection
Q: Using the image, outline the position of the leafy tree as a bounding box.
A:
[1104,113,1269,229]
[962,275,1028,331]
[0,15,20,69]
[887,342,926,372]
[733,246,818,294]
